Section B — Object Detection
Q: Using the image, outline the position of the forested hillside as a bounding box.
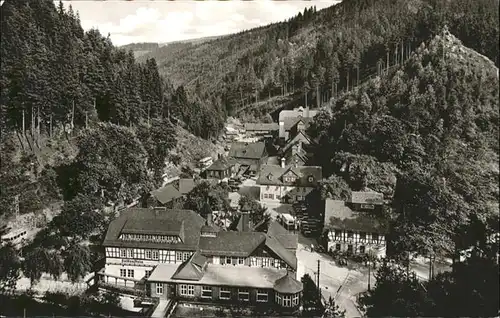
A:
[143,0,499,118]
[310,30,499,258]
[0,0,225,139]
[0,0,223,220]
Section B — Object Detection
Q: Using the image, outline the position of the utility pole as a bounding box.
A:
[368,257,371,291]
[317,260,321,301]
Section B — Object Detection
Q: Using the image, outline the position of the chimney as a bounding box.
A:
[305,107,310,118]
[241,211,250,232]
[279,122,285,139]
[207,212,213,226]
[297,140,302,152]
[281,157,286,168]
[154,207,166,217]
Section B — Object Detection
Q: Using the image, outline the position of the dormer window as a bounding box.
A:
[267,174,273,180]
[308,176,314,182]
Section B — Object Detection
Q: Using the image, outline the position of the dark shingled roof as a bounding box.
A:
[350,191,385,205]
[150,183,182,204]
[265,235,298,270]
[282,130,313,153]
[244,123,279,132]
[229,142,266,160]
[273,272,303,294]
[179,178,196,194]
[171,251,207,281]
[206,157,235,171]
[199,231,266,257]
[122,219,184,237]
[283,117,313,131]
[257,165,322,186]
[324,199,389,233]
[103,208,205,250]
[267,221,298,251]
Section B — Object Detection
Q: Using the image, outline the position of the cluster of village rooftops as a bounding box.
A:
[99,107,389,312]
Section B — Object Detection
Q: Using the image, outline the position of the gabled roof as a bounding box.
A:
[282,130,313,153]
[257,164,322,187]
[350,191,385,205]
[179,178,196,194]
[244,123,279,132]
[171,251,207,281]
[150,184,182,204]
[229,142,266,160]
[283,148,310,167]
[198,231,267,257]
[103,208,205,250]
[267,221,298,251]
[122,219,184,237]
[324,199,389,234]
[206,157,235,171]
[283,117,313,131]
[273,272,303,294]
[278,106,318,123]
[264,235,298,270]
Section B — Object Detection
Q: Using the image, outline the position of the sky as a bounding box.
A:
[57,1,340,47]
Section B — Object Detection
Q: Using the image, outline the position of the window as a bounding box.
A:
[308,176,314,182]
[220,287,231,300]
[292,294,299,306]
[127,249,133,258]
[347,231,353,239]
[347,245,353,253]
[360,245,366,254]
[145,270,152,278]
[152,250,159,260]
[238,257,245,265]
[359,232,366,240]
[156,283,163,294]
[275,293,282,305]
[145,250,152,259]
[262,258,270,267]
[201,286,212,298]
[238,288,249,302]
[127,269,134,278]
[180,284,195,297]
[372,234,380,242]
[226,257,232,265]
[176,252,183,262]
[120,269,126,277]
[335,244,341,251]
[296,195,303,201]
[251,257,257,266]
[335,230,342,239]
[276,195,281,200]
[256,289,268,302]
[361,204,375,210]
[283,294,292,307]
[120,249,127,258]
[183,252,191,261]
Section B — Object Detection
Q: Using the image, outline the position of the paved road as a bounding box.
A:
[296,242,368,317]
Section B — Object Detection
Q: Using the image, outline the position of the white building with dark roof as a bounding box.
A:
[99,206,303,311]
[257,164,322,203]
[323,199,388,258]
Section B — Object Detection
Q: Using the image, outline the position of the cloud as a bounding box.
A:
[63,1,339,46]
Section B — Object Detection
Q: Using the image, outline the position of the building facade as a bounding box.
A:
[257,164,322,203]
[278,106,318,140]
[99,208,205,288]
[204,157,235,180]
[99,206,303,311]
[323,199,388,258]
